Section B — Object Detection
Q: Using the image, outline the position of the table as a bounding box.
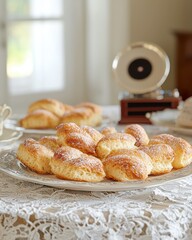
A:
[0,106,192,240]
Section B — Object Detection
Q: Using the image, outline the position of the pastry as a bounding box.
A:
[139,144,174,175]
[56,123,97,156]
[60,102,102,127]
[73,102,102,126]
[124,124,149,147]
[96,133,136,160]
[149,134,192,169]
[103,149,152,181]
[101,127,117,136]
[28,98,73,118]
[39,136,61,152]
[17,138,53,174]
[50,146,105,182]
[81,126,103,144]
[60,107,96,126]
[19,109,60,129]
[75,102,102,115]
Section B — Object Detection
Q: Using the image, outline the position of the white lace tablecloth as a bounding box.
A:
[0,106,192,240]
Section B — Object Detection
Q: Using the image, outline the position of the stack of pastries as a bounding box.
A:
[19,98,102,129]
[17,123,192,182]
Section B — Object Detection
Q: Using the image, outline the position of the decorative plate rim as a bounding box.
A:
[0,149,192,192]
[4,115,111,135]
[0,129,23,145]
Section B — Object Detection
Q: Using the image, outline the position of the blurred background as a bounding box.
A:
[0,0,192,112]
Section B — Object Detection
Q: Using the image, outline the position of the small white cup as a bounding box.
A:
[0,104,12,136]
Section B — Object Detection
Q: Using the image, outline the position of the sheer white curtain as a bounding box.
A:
[85,0,130,105]
[0,0,130,109]
[0,0,7,105]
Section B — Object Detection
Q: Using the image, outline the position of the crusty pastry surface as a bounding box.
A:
[56,123,97,156]
[60,103,103,127]
[96,133,136,160]
[101,127,117,136]
[139,144,174,175]
[60,107,95,126]
[81,126,103,144]
[103,149,152,181]
[17,138,53,174]
[124,124,149,147]
[19,109,60,129]
[28,98,73,117]
[20,99,102,129]
[39,136,61,152]
[149,134,192,169]
[75,102,102,115]
[50,146,105,182]
[16,124,192,182]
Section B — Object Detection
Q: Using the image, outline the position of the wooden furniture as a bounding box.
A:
[119,97,180,124]
[175,32,192,100]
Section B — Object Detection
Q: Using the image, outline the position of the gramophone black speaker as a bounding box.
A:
[112,42,180,124]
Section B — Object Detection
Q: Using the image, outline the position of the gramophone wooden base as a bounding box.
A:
[119,97,180,124]
[119,117,151,124]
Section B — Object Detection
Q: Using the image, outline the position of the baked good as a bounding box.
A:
[56,123,97,156]
[139,144,174,175]
[19,109,60,129]
[60,103,102,127]
[75,102,102,115]
[96,133,136,160]
[101,127,117,136]
[149,134,192,169]
[20,99,102,129]
[124,124,149,147]
[81,126,103,144]
[39,136,61,152]
[103,149,152,181]
[17,138,53,174]
[28,98,73,118]
[74,102,102,126]
[60,107,96,126]
[50,146,105,182]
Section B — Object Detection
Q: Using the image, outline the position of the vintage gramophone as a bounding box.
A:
[112,42,180,124]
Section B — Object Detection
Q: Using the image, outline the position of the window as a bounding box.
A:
[6,0,65,95]
[0,0,85,112]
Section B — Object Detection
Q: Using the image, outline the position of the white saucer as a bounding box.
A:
[0,128,23,146]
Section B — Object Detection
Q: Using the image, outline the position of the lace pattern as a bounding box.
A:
[0,171,192,239]
[1,106,192,239]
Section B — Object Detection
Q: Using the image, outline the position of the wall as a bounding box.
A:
[129,0,192,91]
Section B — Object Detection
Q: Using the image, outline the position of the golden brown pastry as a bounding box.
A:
[28,98,73,118]
[81,126,103,144]
[149,134,192,169]
[56,123,97,156]
[17,138,53,174]
[96,133,136,160]
[101,126,117,136]
[75,102,102,115]
[139,144,174,175]
[19,109,60,129]
[60,107,95,126]
[68,102,102,127]
[124,124,149,147]
[50,146,105,182]
[39,136,61,152]
[103,149,152,181]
